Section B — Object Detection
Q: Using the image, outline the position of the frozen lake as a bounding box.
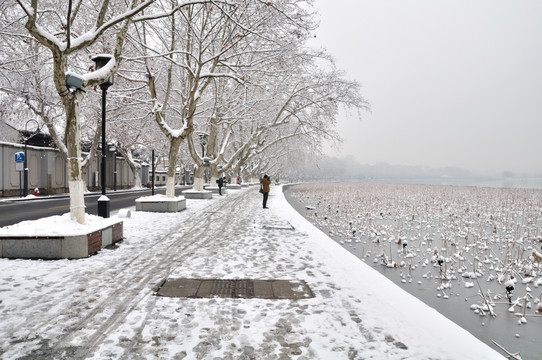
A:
[285,182,542,360]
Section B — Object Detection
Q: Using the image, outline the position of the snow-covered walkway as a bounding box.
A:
[0,185,504,359]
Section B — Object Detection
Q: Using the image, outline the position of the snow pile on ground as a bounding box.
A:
[0,186,504,359]
[0,212,120,236]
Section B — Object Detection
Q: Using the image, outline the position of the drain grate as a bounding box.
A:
[156,278,313,299]
[208,279,255,298]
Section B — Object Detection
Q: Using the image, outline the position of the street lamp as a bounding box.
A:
[151,150,155,195]
[197,132,208,158]
[196,132,210,183]
[92,55,114,218]
[23,119,40,197]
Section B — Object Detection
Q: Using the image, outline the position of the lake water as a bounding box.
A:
[284,181,542,360]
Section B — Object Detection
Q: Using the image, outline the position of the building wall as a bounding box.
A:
[0,122,20,144]
[0,142,144,197]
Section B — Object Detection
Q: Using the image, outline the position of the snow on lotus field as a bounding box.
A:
[0,185,507,359]
[286,182,542,360]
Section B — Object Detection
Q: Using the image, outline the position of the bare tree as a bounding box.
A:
[181,0,328,189]
[133,1,281,194]
[3,1,234,220]
[1,0,368,216]
[213,43,368,184]
[2,0,156,223]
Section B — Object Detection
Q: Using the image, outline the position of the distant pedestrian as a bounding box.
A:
[261,174,271,208]
[218,176,225,195]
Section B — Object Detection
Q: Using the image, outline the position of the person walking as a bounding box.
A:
[217,176,225,196]
[261,174,271,208]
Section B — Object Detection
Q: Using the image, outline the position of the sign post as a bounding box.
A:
[15,152,24,197]
[15,152,24,171]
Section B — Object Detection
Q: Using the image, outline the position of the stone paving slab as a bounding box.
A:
[261,219,295,231]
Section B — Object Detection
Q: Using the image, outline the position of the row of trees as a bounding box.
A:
[0,0,367,223]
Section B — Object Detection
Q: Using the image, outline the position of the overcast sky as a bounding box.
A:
[313,0,542,174]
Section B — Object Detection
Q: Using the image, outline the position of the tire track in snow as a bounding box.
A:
[67,192,249,357]
[18,190,252,359]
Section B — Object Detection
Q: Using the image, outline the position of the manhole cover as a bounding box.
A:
[156,279,313,299]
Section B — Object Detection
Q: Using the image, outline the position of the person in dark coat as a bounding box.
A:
[218,176,225,195]
[261,174,271,208]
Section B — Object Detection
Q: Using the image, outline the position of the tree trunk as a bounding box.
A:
[134,170,142,189]
[80,167,90,192]
[118,146,142,189]
[193,165,205,191]
[64,91,86,224]
[209,164,219,187]
[166,138,182,197]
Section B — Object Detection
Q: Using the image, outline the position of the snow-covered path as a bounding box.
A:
[0,186,504,359]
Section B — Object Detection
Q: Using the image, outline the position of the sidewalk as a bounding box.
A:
[0,186,504,359]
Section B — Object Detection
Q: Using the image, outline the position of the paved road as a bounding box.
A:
[0,186,191,227]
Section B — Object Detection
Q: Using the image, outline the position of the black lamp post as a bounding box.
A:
[151,150,155,195]
[23,119,40,197]
[197,132,209,183]
[92,55,114,218]
[201,136,207,158]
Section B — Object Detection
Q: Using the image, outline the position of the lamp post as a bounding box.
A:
[197,132,209,183]
[92,55,114,218]
[197,132,208,158]
[151,149,155,196]
[23,119,40,197]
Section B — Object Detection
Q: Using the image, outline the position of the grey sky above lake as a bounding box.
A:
[313,0,542,174]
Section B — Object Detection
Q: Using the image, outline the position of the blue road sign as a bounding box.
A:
[15,152,24,163]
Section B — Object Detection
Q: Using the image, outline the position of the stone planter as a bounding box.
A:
[135,195,187,212]
[0,221,123,260]
[182,189,213,199]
